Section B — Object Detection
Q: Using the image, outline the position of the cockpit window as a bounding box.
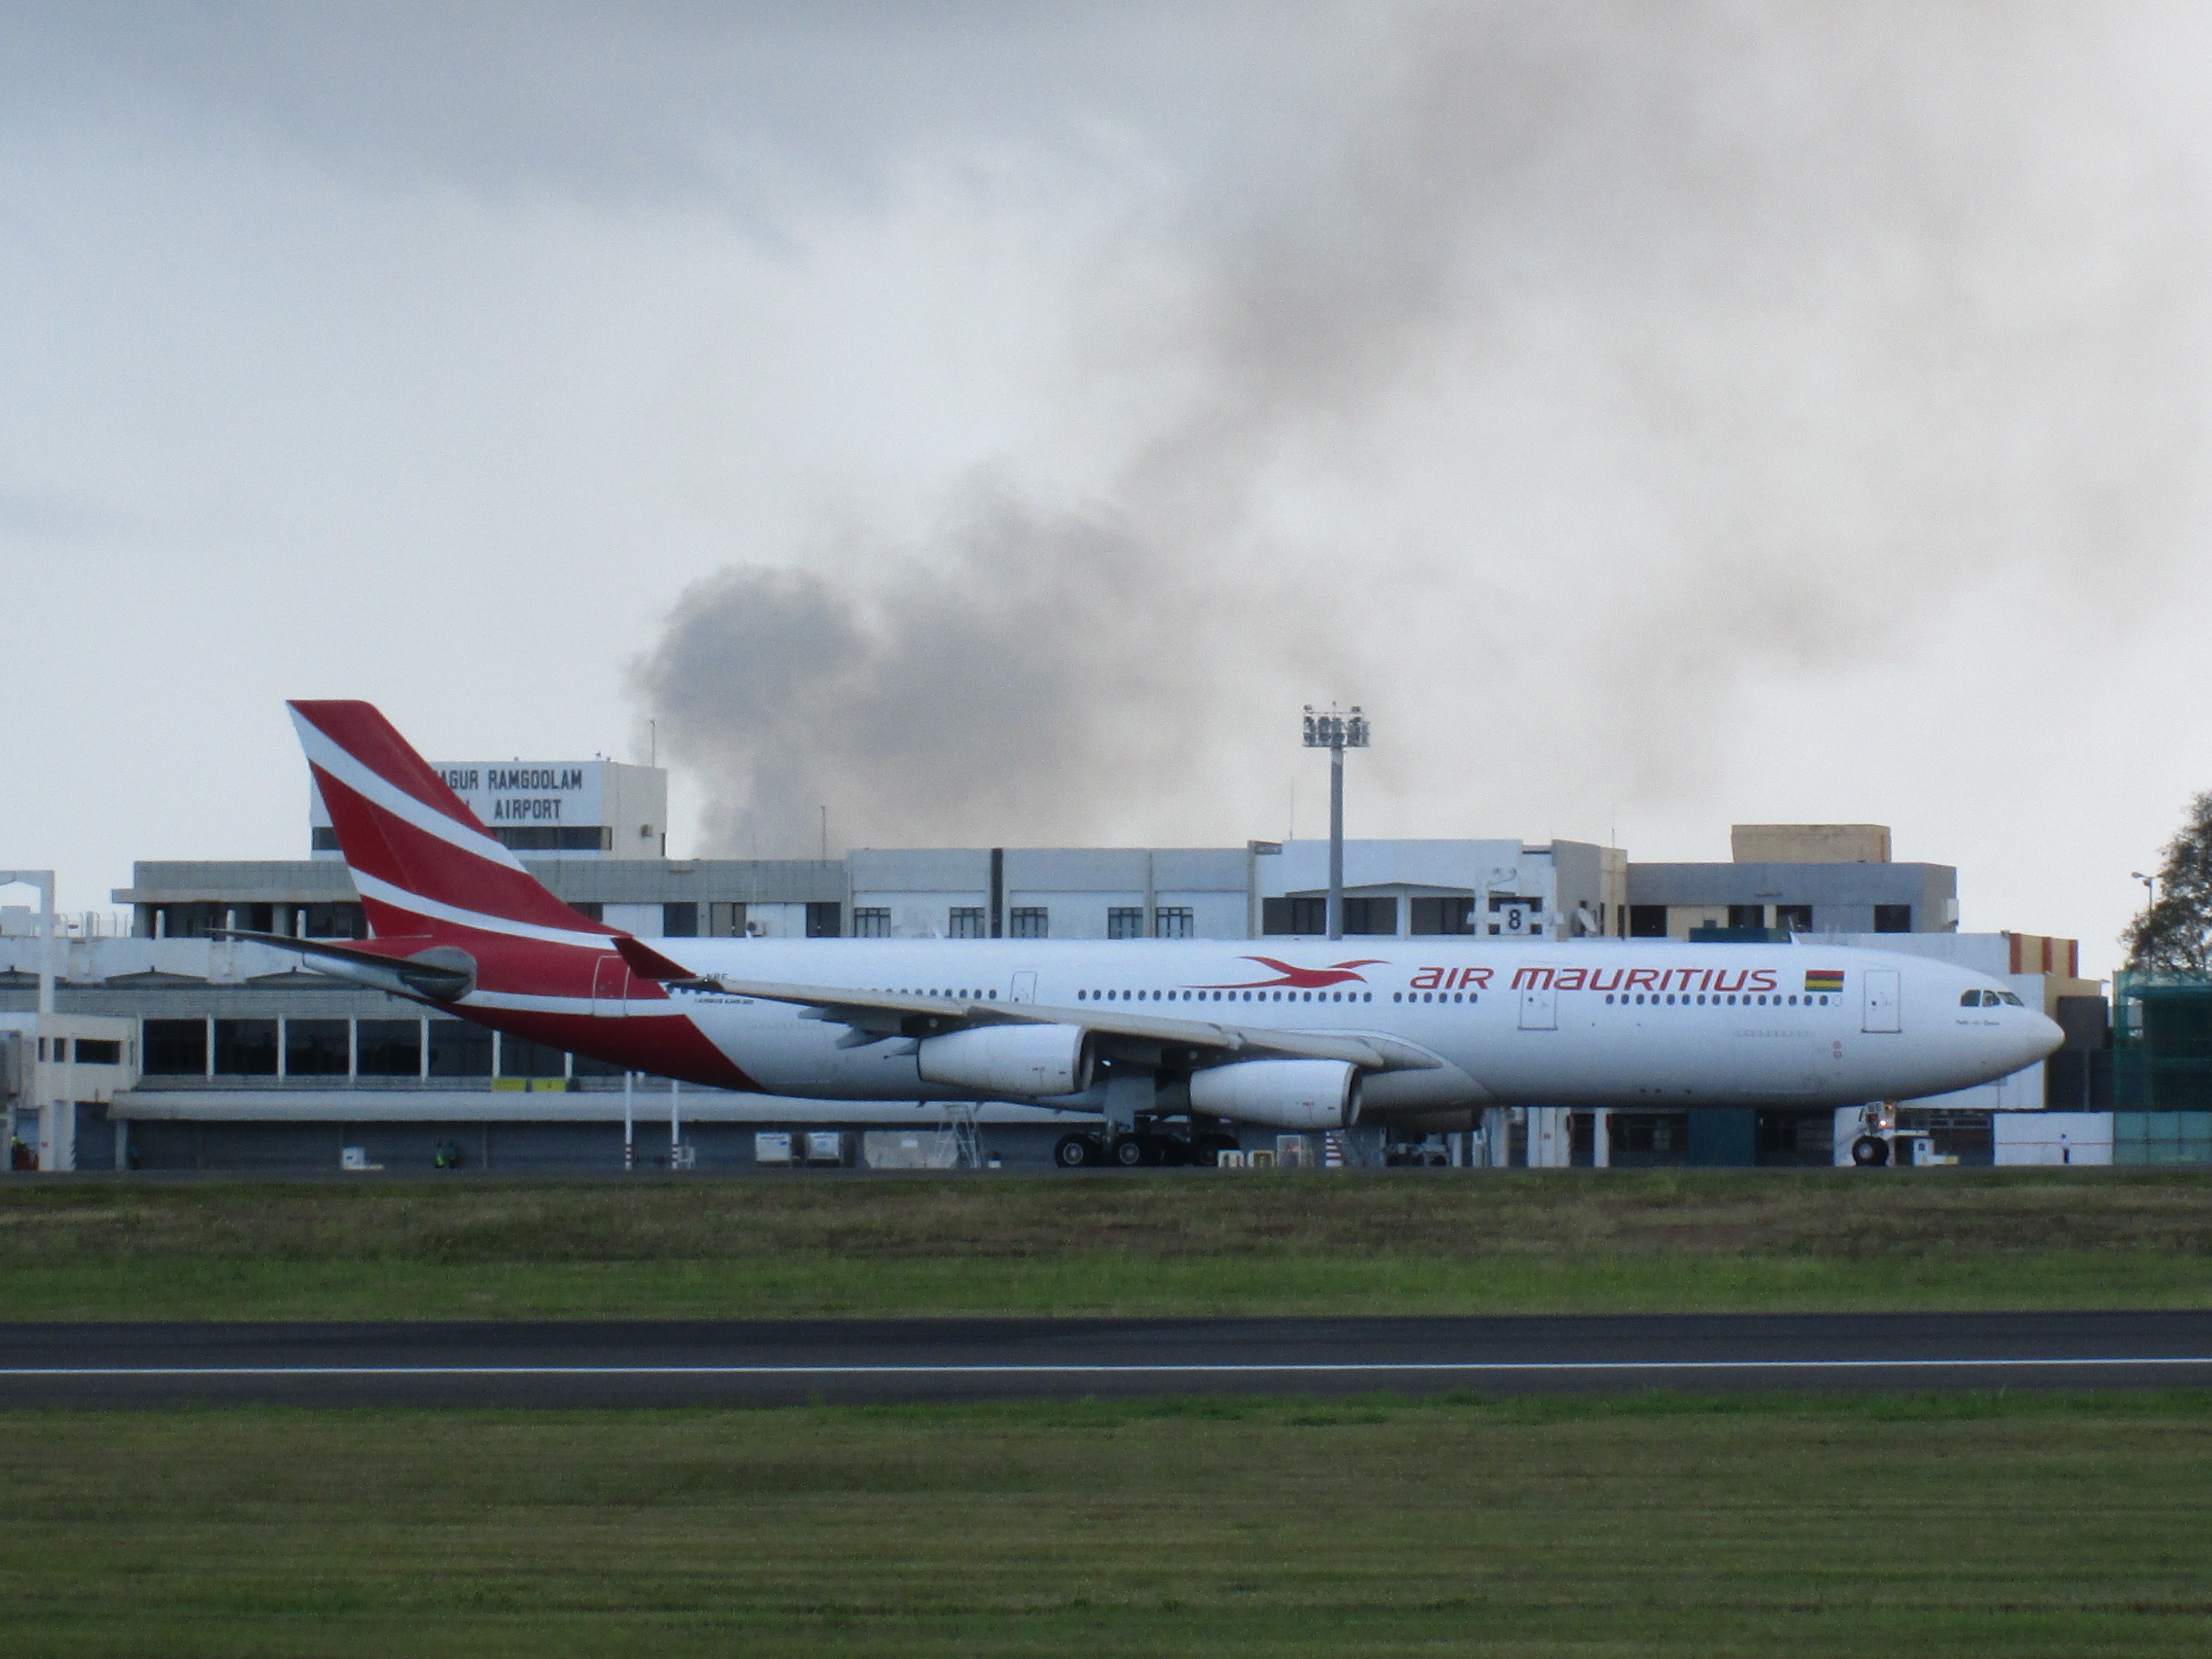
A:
[1960,991,1982,1007]
[2000,991,2025,1007]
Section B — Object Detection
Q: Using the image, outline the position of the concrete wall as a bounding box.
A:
[1995,1112,2113,1166]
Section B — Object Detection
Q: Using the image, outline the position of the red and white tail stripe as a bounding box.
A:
[290,700,613,949]
[290,700,756,1092]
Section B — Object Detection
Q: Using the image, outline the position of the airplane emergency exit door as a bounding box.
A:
[1861,968,1900,1034]
[1519,983,1558,1031]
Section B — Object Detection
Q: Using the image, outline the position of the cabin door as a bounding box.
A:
[1861,969,1900,1034]
[592,954,630,1018]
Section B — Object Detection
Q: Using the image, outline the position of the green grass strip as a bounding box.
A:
[4,1167,2210,1319]
[4,1392,2211,1656]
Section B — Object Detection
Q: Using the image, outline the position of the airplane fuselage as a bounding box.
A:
[566,937,2058,1118]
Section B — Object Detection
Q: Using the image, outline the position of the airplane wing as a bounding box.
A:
[613,938,1440,1072]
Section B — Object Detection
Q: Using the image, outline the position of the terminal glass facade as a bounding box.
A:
[2107,972,2212,1164]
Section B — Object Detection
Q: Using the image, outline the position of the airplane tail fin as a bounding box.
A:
[289,700,613,949]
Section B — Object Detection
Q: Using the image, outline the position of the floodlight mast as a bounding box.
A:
[1301,706,1370,941]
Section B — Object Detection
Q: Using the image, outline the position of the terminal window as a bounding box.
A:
[1152,907,1194,939]
[1628,905,1669,938]
[74,1038,123,1066]
[142,1019,207,1076]
[853,907,891,938]
[1343,897,1396,936]
[302,903,366,938]
[500,1034,567,1080]
[156,902,273,939]
[1608,1110,1688,1166]
[1775,904,1813,932]
[214,1019,278,1076]
[1411,897,1476,935]
[662,902,699,938]
[710,902,748,936]
[1727,904,1766,929]
[1009,906,1049,939]
[493,826,612,852]
[1260,897,1326,936]
[1874,904,1912,933]
[285,1019,350,1077]
[805,902,842,938]
[427,1020,493,1078]
[1108,906,1146,939]
[356,1019,422,1078]
[948,906,987,939]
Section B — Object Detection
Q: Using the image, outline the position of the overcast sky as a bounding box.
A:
[4,3,2210,977]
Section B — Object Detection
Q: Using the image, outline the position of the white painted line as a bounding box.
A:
[3,1357,2210,1378]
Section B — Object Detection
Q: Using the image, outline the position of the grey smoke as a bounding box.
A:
[632,485,1248,856]
[633,3,2212,849]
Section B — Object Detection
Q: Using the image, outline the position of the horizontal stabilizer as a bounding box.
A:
[213,930,476,1002]
[614,936,696,982]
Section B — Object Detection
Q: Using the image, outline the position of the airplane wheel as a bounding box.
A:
[1112,1134,1150,1167]
[1056,1133,1099,1168]
[1851,1134,1890,1167]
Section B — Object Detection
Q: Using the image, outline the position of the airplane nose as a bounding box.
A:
[2026,1012,2064,1064]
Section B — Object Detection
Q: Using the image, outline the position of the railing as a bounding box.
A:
[0,910,132,941]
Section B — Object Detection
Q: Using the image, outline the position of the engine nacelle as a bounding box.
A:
[1189,1058,1362,1131]
[917,1023,1095,1098]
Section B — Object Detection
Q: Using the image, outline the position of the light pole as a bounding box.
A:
[2132,870,2157,915]
[1302,705,1370,942]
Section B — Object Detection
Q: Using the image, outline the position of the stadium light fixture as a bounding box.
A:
[1302,706,1370,942]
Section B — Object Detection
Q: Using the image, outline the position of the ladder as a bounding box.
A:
[930,1102,984,1169]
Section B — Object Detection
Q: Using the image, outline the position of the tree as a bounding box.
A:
[2123,790,2212,974]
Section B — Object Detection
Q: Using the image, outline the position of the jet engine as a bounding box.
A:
[917,1023,1095,1097]
[1188,1058,1362,1130]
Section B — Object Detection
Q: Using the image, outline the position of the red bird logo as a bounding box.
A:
[1195,956,1386,990]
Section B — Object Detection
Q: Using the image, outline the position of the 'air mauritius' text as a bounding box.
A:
[1478,969,1787,995]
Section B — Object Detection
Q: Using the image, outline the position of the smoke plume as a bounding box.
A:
[630,2,2212,856]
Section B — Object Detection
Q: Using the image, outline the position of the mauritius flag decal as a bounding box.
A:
[1805,969,1845,996]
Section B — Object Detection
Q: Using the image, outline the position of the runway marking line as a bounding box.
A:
[5,1358,2211,1378]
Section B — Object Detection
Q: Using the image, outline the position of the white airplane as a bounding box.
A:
[258,701,2064,1167]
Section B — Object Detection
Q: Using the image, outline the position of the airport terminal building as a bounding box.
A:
[1,758,2126,1175]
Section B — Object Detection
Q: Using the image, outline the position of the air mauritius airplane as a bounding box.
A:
[259,700,2062,1167]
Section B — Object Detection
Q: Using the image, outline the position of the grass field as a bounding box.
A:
[4,1168,2210,1320]
[3,1391,2210,1656]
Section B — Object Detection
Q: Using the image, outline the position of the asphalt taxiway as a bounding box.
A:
[4,1311,2210,1406]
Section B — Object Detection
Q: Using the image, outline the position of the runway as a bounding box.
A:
[5,1311,2212,1406]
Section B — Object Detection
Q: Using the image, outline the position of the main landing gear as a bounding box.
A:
[1055,1128,1242,1169]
